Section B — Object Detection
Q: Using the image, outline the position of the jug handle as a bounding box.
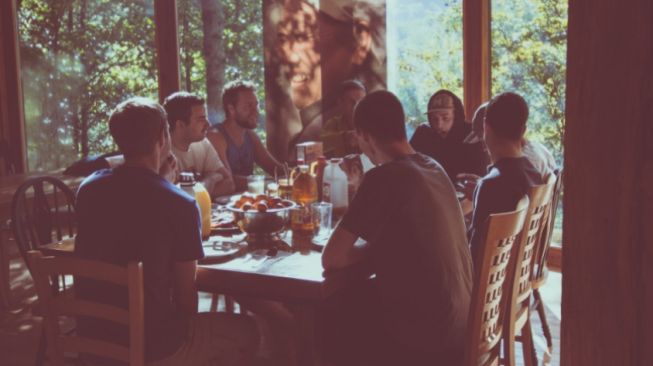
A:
[309,161,318,176]
[289,167,299,183]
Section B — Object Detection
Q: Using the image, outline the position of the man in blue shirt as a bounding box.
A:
[75,97,258,365]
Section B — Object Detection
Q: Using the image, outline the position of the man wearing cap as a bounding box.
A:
[410,89,488,182]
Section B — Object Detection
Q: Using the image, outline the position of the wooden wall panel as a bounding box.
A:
[154,0,181,103]
[463,0,490,119]
[0,0,27,174]
[562,1,653,365]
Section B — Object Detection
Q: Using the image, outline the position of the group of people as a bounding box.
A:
[73,75,556,365]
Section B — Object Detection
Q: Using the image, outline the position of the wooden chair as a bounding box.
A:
[27,250,144,366]
[531,169,563,353]
[463,196,529,366]
[503,176,556,366]
[11,176,77,263]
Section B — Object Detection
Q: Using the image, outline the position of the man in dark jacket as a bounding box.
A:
[410,89,488,182]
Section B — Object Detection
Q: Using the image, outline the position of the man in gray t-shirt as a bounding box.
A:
[322,91,473,365]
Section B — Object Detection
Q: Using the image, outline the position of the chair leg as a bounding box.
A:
[533,289,554,351]
[503,327,517,366]
[35,326,47,366]
[210,293,219,312]
[0,229,12,309]
[521,316,537,366]
[225,295,235,313]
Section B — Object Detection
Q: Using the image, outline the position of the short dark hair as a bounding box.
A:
[222,80,256,118]
[108,97,167,159]
[353,90,406,143]
[339,79,367,97]
[484,92,529,141]
[163,91,205,132]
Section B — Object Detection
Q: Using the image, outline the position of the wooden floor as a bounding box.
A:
[0,240,561,365]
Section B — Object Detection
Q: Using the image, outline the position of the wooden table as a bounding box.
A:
[39,236,372,365]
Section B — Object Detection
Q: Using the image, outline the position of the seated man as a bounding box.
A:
[207,81,283,191]
[164,91,235,197]
[74,97,258,365]
[320,80,367,158]
[410,89,488,181]
[462,101,557,180]
[322,91,473,365]
[467,92,545,267]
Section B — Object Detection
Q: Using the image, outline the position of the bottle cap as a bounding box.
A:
[179,172,196,186]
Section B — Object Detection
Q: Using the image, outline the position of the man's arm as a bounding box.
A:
[172,260,199,315]
[322,224,371,271]
[200,138,235,196]
[250,131,284,176]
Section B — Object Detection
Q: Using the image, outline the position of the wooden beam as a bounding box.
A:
[154,0,181,103]
[0,0,27,174]
[462,0,491,119]
[563,0,653,365]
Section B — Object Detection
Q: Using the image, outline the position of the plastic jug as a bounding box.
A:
[322,158,348,218]
[179,172,212,239]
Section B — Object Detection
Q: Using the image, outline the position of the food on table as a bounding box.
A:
[231,193,293,212]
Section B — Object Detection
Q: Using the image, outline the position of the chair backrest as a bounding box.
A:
[27,251,144,366]
[463,196,530,366]
[11,176,77,263]
[505,175,556,331]
[532,169,563,280]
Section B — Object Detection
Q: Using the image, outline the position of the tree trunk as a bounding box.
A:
[78,0,89,157]
[200,0,225,124]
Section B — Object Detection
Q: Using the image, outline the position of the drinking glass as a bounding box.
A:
[247,175,265,194]
[311,202,332,244]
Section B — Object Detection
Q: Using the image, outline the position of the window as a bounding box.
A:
[177,0,265,130]
[492,0,567,243]
[387,0,463,137]
[18,0,157,171]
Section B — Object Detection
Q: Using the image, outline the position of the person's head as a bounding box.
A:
[338,79,367,123]
[163,92,208,144]
[353,90,406,164]
[222,80,259,130]
[108,97,169,161]
[483,92,529,151]
[426,90,464,138]
[464,102,489,144]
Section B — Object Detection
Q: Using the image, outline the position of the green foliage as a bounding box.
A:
[492,0,568,164]
[19,0,158,171]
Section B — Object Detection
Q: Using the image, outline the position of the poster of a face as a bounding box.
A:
[264,0,387,161]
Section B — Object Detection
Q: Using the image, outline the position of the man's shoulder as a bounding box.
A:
[189,137,214,152]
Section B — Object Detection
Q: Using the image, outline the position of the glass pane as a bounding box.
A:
[18,0,158,172]
[177,0,265,133]
[387,0,463,137]
[491,0,567,165]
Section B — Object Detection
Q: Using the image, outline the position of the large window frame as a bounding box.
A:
[1,0,491,174]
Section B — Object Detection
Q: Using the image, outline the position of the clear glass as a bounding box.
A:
[387,0,463,139]
[311,202,333,244]
[247,175,265,195]
[18,0,157,171]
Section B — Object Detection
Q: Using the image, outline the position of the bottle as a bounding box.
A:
[322,158,348,219]
[179,172,212,239]
[291,165,318,246]
[313,156,327,202]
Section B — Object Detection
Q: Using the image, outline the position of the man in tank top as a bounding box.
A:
[208,80,284,191]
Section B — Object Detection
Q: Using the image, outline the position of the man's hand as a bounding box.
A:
[455,173,481,200]
[160,154,178,183]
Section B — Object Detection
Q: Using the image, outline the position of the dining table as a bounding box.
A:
[39,231,373,366]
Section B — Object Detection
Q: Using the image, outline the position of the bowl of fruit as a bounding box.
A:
[225,194,296,238]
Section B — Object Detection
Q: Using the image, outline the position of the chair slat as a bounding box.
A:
[52,297,129,325]
[36,256,128,285]
[58,335,130,362]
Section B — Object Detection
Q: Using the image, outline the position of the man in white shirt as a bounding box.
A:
[163,92,235,197]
